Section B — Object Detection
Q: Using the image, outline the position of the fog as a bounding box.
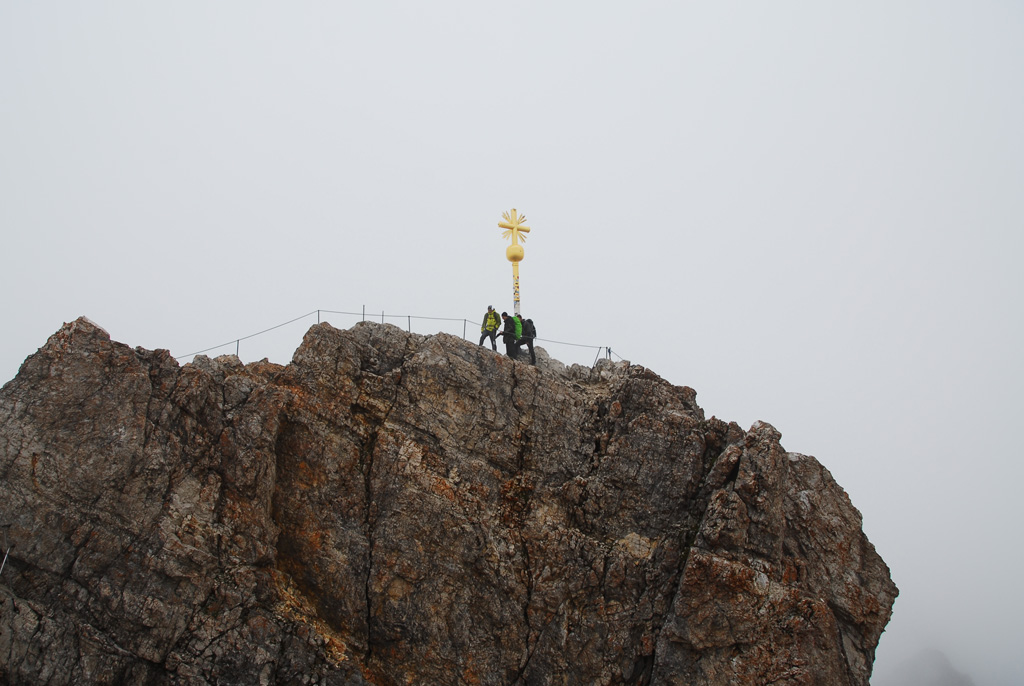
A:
[2,3,1022,683]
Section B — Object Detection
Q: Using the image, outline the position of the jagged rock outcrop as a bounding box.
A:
[0,317,897,685]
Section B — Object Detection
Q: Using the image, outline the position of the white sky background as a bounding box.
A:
[1,2,1021,683]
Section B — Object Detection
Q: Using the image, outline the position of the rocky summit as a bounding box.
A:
[0,318,897,685]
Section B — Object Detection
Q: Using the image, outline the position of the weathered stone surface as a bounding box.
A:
[0,317,897,685]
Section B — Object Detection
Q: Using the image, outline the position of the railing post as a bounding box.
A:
[0,532,10,578]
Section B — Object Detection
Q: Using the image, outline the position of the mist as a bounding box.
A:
[2,3,1022,683]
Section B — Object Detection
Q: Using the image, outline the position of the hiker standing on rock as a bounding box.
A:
[478,306,501,351]
[501,312,518,359]
[515,315,537,365]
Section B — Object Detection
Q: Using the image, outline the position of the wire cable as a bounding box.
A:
[179,308,615,363]
[535,337,602,350]
[181,310,319,358]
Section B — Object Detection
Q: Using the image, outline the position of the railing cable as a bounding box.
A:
[179,308,618,364]
[181,311,319,358]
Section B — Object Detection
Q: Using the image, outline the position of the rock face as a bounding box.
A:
[0,318,897,685]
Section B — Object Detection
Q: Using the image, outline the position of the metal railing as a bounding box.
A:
[181,307,624,366]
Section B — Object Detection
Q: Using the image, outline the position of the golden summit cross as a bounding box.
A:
[499,209,531,316]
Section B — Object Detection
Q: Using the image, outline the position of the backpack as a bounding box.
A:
[522,318,536,338]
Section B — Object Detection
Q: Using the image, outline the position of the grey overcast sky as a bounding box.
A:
[2,3,1021,683]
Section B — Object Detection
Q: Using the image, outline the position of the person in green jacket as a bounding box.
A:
[478,305,501,350]
[515,315,537,365]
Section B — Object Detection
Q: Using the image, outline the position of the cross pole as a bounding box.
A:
[498,209,531,316]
